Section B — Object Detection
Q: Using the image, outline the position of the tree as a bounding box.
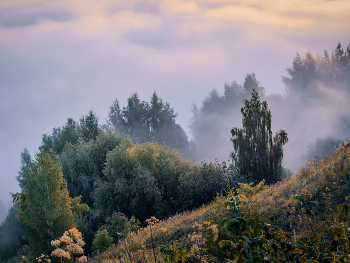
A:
[79,111,100,142]
[189,73,265,162]
[12,150,88,262]
[231,90,288,184]
[108,91,190,156]
[93,142,192,221]
[282,42,350,98]
[40,111,100,154]
[40,118,80,154]
[60,132,133,208]
[0,205,26,262]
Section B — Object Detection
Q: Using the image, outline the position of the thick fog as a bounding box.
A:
[190,47,350,172]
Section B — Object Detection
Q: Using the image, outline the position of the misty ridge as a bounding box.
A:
[1,42,350,262]
[41,42,350,173]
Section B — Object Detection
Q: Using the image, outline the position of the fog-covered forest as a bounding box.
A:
[1,42,350,262]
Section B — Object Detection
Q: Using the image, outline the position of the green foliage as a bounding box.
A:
[41,118,80,154]
[11,150,88,263]
[79,110,100,142]
[94,142,192,221]
[177,162,228,212]
[92,229,113,253]
[108,91,190,157]
[236,180,268,197]
[0,205,26,262]
[231,90,288,184]
[161,193,350,263]
[40,111,100,154]
[102,212,140,244]
[60,131,132,207]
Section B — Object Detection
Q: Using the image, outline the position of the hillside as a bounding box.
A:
[93,141,350,262]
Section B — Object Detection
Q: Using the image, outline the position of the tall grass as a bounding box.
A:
[90,207,206,263]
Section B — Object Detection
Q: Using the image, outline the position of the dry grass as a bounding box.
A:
[90,207,206,263]
[252,141,350,228]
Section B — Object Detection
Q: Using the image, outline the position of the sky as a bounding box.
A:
[1,0,350,215]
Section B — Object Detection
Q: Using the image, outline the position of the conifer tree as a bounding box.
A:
[231,90,288,184]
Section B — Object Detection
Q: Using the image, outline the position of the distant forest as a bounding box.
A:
[1,42,350,262]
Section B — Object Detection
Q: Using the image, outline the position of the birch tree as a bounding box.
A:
[231,90,288,184]
[12,150,88,262]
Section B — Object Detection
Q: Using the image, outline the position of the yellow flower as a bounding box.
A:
[51,239,61,247]
[60,234,72,244]
[160,227,168,233]
[76,256,87,263]
[67,243,84,254]
[52,248,71,260]
[208,224,219,242]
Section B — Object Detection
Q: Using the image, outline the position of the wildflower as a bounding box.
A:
[146,216,159,226]
[36,254,50,262]
[60,233,72,244]
[76,256,87,263]
[51,239,61,247]
[193,222,202,230]
[67,243,84,254]
[160,227,167,233]
[208,224,219,242]
[52,248,71,260]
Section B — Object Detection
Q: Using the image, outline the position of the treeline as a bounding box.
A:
[1,42,350,262]
[3,122,230,260]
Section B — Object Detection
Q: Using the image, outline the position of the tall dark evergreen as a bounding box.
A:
[40,111,100,154]
[108,91,190,156]
[79,111,100,142]
[231,90,288,184]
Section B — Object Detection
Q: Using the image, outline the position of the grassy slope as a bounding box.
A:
[92,141,350,262]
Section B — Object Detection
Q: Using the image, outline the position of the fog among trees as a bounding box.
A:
[1,42,350,262]
[189,42,350,171]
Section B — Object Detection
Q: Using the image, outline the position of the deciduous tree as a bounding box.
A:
[231,90,288,184]
[12,150,88,262]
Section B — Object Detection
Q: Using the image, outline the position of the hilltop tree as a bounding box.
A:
[189,73,265,162]
[231,90,288,184]
[79,110,100,142]
[108,91,190,156]
[12,150,88,262]
[40,111,100,154]
[282,42,350,98]
[40,118,80,154]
